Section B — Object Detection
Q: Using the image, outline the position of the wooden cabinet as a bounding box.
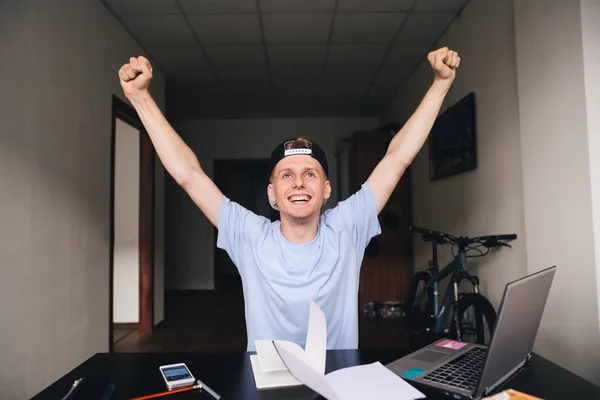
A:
[338,127,413,314]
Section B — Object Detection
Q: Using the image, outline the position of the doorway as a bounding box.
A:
[109,95,155,351]
[213,159,277,290]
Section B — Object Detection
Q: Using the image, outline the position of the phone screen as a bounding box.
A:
[162,365,192,382]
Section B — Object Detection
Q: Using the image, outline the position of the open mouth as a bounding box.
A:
[288,194,312,204]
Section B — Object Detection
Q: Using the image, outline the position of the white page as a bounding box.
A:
[273,341,341,400]
[325,362,426,400]
[255,340,305,372]
[305,300,327,374]
[273,340,311,365]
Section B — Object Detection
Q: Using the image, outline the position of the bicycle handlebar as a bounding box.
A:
[411,226,517,248]
[410,226,432,235]
[495,234,517,241]
[410,226,457,244]
[410,226,456,238]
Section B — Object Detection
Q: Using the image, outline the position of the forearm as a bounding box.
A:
[387,80,452,166]
[129,92,202,183]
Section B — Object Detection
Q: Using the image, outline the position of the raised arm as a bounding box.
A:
[366,47,460,214]
[118,56,224,227]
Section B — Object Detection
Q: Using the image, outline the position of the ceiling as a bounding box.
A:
[102,0,469,118]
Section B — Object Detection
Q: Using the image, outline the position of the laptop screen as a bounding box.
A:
[475,266,556,397]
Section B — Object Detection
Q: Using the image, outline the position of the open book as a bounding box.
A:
[250,300,425,400]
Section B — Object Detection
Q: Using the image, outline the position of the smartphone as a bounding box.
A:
[159,363,196,390]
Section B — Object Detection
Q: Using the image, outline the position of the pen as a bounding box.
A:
[197,378,221,399]
[62,378,82,400]
[129,381,201,400]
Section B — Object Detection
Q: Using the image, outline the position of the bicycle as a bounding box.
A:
[407,226,517,345]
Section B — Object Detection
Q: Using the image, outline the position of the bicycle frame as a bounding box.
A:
[410,226,516,342]
[414,247,480,341]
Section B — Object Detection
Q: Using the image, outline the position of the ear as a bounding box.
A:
[268,183,276,203]
[323,180,331,200]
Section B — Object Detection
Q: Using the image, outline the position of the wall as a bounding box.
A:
[381,0,600,386]
[0,0,166,398]
[514,0,600,385]
[581,0,600,340]
[381,0,528,311]
[113,119,140,323]
[165,117,378,290]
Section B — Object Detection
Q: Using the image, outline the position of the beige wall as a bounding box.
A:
[514,0,600,384]
[165,117,378,290]
[381,0,600,386]
[581,0,600,339]
[0,0,166,398]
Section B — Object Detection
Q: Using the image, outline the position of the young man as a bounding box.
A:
[118,47,460,352]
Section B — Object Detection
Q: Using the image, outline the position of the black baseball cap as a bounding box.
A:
[267,138,329,182]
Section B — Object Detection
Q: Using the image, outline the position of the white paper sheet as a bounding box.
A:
[250,301,327,389]
[255,300,326,373]
[273,340,341,400]
[325,362,426,400]
[257,300,426,400]
[304,300,327,374]
[255,340,304,371]
[249,355,302,388]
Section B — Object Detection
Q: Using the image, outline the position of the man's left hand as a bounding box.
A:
[428,47,460,83]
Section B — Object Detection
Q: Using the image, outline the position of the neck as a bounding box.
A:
[279,214,319,243]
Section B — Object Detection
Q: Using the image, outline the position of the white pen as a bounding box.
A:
[61,378,82,400]
[197,379,221,399]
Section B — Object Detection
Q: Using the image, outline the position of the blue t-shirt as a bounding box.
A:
[216,183,381,352]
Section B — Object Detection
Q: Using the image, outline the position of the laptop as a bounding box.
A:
[386,266,556,400]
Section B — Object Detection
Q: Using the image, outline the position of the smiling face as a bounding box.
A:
[268,155,331,222]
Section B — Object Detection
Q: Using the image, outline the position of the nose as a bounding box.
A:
[292,175,305,188]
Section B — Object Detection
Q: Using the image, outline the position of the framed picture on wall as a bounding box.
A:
[429,92,477,181]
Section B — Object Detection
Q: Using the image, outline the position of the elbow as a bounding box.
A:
[387,150,413,170]
[175,174,190,188]
[398,156,414,170]
[173,166,200,188]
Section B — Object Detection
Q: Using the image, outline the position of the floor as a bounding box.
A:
[113,275,410,353]
[113,326,137,344]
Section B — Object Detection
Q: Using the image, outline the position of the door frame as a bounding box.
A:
[109,95,155,351]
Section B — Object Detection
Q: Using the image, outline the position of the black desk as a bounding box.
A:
[33,349,599,400]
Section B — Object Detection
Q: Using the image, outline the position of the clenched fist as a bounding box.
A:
[427,47,460,83]
[119,56,153,100]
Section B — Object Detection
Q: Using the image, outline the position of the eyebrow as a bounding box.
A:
[279,167,319,175]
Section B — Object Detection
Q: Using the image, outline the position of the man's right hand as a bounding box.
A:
[119,56,153,100]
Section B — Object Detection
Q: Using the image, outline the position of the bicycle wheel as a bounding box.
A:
[452,293,497,345]
[409,271,434,315]
[406,271,434,338]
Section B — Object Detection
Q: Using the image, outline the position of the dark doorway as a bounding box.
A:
[213,159,277,290]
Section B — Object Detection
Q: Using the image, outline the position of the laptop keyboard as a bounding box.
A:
[422,347,487,392]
